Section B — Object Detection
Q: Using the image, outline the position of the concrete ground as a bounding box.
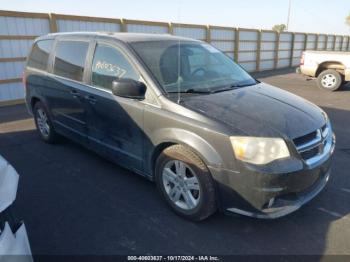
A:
[0,69,349,256]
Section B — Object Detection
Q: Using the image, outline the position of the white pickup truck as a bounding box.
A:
[297,51,350,91]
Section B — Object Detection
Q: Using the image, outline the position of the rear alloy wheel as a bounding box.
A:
[33,101,58,143]
[36,108,50,137]
[317,69,342,91]
[155,145,216,221]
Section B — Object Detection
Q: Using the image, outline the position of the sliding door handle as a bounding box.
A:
[85,95,97,104]
[70,90,81,98]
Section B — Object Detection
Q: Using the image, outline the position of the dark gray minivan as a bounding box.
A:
[24,32,335,221]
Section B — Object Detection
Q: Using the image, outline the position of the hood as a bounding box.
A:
[179,83,326,139]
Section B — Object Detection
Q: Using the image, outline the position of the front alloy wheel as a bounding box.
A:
[162,160,201,210]
[156,145,216,221]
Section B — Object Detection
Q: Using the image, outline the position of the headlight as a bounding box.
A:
[230,136,290,165]
[321,110,329,123]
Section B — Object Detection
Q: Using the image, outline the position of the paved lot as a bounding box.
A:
[0,69,350,255]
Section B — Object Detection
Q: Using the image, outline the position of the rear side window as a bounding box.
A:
[53,40,89,81]
[91,44,139,90]
[27,40,54,71]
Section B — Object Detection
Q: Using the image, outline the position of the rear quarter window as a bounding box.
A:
[27,40,54,71]
[53,40,89,82]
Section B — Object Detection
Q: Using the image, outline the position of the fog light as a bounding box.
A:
[331,133,336,154]
[267,198,275,208]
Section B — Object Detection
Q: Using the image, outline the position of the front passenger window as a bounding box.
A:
[91,44,140,90]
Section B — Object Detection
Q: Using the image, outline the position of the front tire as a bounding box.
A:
[155,145,216,221]
[33,101,58,143]
[317,69,342,91]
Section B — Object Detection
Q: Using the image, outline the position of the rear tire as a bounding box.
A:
[155,145,216,221]
[317,69,342,91]
[33,101,58,143]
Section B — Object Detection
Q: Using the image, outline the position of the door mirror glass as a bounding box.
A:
[111,78,146,99]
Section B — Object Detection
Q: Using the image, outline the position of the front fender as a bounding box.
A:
[151,128,224,168]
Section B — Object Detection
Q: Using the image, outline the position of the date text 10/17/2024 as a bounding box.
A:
[127,256,220,261]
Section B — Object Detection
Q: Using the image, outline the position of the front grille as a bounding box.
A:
[300,146,319,160]
[293,124,329,162]
[293,130,317,147]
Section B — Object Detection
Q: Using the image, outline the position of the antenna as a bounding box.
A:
[177,38,181,103]
[177,0,182,104]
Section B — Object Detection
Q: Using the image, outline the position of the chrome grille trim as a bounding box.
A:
[322,125,329,138]
[305,135,333,167]
[295,129,322,152]
[293,122,334,167]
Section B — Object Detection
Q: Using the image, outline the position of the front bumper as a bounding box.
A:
[227,169,330,219]
[209,138,334,219]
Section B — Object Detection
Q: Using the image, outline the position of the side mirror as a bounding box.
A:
[111,78,146,99]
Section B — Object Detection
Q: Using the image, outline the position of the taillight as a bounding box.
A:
[22,72,26,95]
[300,52,305,65]
[22,72,26,86]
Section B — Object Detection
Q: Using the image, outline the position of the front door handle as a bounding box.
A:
[85,95,97,104]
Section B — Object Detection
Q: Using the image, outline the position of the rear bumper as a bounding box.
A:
[209,140,334,219]
[298,65,317,77]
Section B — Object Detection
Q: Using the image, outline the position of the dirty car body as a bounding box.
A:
[24,33,335,219]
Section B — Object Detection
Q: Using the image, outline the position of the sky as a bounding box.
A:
[1,0,349,35]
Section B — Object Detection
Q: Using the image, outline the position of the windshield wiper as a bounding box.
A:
[168,88,211,94]
[210,81,258,94]
[167,81,259,95]
[210,87,236,93]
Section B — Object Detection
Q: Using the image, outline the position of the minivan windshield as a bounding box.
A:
[130,40,257,94]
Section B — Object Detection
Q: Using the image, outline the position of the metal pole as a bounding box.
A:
[234,28,239,63]
[256,30,262,72]
[49,13,57,33]
[286,0,292,31]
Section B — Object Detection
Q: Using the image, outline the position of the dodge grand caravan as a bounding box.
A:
[24,32,335,221]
